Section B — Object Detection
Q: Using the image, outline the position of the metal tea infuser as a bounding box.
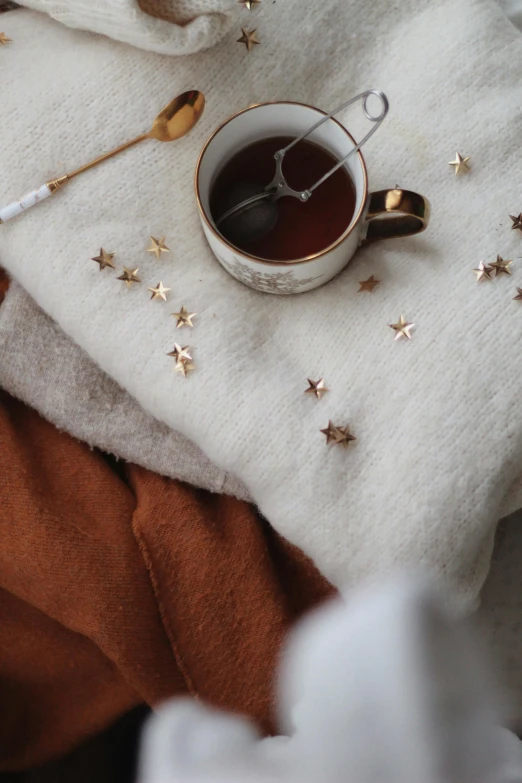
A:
[215,89,389,247]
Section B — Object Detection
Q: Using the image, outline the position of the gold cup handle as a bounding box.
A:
[363,189,430,242]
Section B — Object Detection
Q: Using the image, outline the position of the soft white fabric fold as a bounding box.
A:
[2,1,522,608]
[17,0,237,54]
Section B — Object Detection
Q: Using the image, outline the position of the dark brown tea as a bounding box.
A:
[210,136,357,261]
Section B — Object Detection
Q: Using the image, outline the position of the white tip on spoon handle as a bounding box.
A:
[0,178,67,224]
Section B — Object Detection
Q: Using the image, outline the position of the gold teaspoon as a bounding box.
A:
[0,90,205,224]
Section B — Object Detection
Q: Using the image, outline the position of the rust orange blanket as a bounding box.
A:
[0,385,332,770]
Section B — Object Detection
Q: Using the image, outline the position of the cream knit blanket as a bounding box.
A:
[2,0,522,608]
[1,280,521,517]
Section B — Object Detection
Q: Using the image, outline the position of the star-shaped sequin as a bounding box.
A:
[117,267,141,286]
[335,426,356,448]
[175,360,195,377]
[147,236,170,259]
[172,306,197,328]
[167,344,192,364]
[513,287,522,301]
[448,152,471,176]
[167,342,194,378]
[305,378,329,400]
[389,315,414,340]
[0,33,12,45]
[237,27,260,51]
[358,275,380,293]
[148,281,171,301]
[489,254,512,278]
[238,0,261,7]
[472,262,493,282]
[91,248,116,271]
[320,421,356,448]
[510,214,522,232]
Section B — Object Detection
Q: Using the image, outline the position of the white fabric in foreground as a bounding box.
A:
[2,1,522,608]
[138,576,522,783]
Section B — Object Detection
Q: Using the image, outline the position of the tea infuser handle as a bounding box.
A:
[266,89,389,201]
[307,90,389,195]
[363,189,430,242]
[0,176,68,224]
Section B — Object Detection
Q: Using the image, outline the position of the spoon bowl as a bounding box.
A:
[150,90,206,142]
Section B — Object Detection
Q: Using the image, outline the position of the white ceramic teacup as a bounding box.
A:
[195,101,430,295]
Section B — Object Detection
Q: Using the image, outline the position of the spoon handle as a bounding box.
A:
[0,132,149,224]
[66,133,149,180]
[0,177,68,224]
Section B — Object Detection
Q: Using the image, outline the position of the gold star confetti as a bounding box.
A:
[510,214,522,232]
[167,342,195,378]
[513,287,522,301]
[237,27,260,51]
[175,360,195,377]
[167,343,192,364]
[147,236,170,259]
[91,248,116,271]
[448,152,471,176]
[389,315,414,341]
[0,33,12,45]
[238,0,261,7]
[148,281,171,301]
[305,378,329,400]
[320,421,356,448]
[489,254,512,278]
[334,426,357,448]
[358,275,380,293]
[172,306,197,328]
[472,262,493,282]
[320,421,344,445]
[117,267,141,286]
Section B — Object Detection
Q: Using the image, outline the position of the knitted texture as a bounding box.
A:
[3,279,522,517]
[18,0,237,54]
[0,281,249,500]
[2,1,522,608]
